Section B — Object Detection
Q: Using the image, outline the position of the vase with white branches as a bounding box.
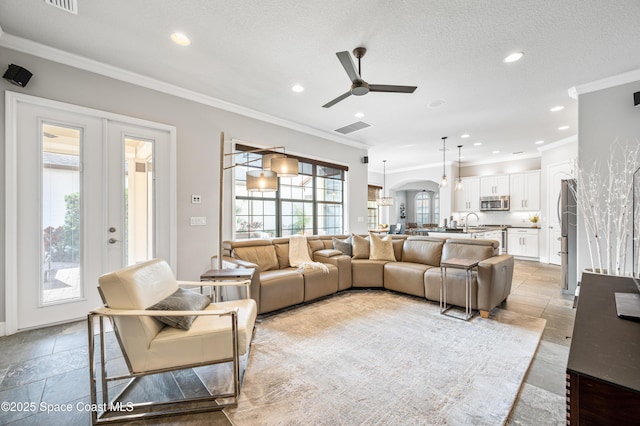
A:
[575,141,640,276]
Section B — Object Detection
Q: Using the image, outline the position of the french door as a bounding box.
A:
[5,92,176,333]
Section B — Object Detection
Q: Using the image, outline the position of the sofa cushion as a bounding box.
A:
[234,245,279,272]
[259,269,305,314]
[369,233,396,261]
[147,287,210,330]
[392,238,405,261]
[402,239,445,266]
[384,262,433,297]
[307,239,324,253]
[352,234,370,259]
[274,242,291,269]
[332,235,352,256]
[315,249,343,258]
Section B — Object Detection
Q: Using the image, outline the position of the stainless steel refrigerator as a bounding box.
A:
[558,179,577,294]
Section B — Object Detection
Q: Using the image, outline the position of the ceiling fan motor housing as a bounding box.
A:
[352,81,369,95]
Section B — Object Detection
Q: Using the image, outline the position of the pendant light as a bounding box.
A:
[263,152,299,177]
[440,137,448,188]
[246,170,278,192]
[455,145,464,191]
[377,160,393,206]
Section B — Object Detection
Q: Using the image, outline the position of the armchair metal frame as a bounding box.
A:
[87,281,250,425]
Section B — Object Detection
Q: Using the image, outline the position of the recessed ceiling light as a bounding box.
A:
[170,32,191,46]
[535,140,545,145]
[492,150,501,154]
[550,106,564,112]
[473,142,482,146]
[461,134,470,138]
[355,112,365,118]
[428,100,445,108]
[503,52,524,63]
[291,84,304,93]
[558,125,570,130]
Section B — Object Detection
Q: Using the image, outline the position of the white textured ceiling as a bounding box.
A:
[1,0,639,172]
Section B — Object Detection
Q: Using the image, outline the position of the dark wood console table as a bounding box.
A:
[566,272,640,425]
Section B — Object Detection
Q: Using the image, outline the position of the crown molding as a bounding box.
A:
[537,134,577,152]
[0,30,369,151]
[569,68,640,99]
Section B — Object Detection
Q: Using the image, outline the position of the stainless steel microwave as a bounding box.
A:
[480,196,510,211]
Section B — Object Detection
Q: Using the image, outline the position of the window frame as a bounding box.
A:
[233,145,346,238]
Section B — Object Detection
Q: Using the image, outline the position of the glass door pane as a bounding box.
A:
[124,137,154,266]
[42,123,82,304]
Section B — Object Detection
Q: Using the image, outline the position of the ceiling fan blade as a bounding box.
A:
[369,84,417,93]
[322,91,352,108]
[336,51,361,83]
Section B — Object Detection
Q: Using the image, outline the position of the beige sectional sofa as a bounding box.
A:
[221,235,514,318]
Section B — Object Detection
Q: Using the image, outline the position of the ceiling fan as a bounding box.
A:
[322,47,417,108]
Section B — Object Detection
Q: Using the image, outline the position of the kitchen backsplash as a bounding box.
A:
[451,210,540,228]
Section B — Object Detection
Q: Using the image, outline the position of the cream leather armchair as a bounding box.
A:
[88,259,257,425]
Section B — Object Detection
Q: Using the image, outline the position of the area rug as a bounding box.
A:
[211,290,545,425]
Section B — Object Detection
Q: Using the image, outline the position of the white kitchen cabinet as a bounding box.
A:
[480,175,510,196]
[510,171,540,211]
[507,228,539,258]
[474,229,503,253]
[454,177,480,212]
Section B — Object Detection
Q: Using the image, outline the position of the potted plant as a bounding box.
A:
[529,213,540,227]
[575,142,640,276]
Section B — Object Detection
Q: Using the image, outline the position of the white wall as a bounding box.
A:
[577,78,640,276]
[462,157,541,177]
[0,46,369,322]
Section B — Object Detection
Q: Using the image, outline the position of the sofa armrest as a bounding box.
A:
[476,255,515,311]
[211,255,259,270]
[314,249,343,258]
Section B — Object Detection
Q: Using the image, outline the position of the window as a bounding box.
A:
[367,185,381,229]
[234,146,346,238]
[416,190,438,226]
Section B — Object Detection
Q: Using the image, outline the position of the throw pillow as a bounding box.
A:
[147,287,210,330]
[369,232,396,261]
[332,236,353,256]
[351,234,370,259]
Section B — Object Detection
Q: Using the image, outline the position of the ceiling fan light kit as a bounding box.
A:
[323,47,417,108]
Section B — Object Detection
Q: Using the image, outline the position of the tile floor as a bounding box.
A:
[0,260,574,425]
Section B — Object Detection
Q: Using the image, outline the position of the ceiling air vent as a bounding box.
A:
[44,0,78,15]
[334,121,372,135]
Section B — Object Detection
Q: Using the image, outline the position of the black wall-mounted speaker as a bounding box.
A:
[634,91,640,107]
[362,156,369,164]
[3,64,33,88]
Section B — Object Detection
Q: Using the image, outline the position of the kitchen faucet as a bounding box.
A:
[464,212,479,232]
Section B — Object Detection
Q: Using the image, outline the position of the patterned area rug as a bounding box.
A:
[211,290,545,425]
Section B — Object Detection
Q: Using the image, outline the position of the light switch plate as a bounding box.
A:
[190,217,206,226]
